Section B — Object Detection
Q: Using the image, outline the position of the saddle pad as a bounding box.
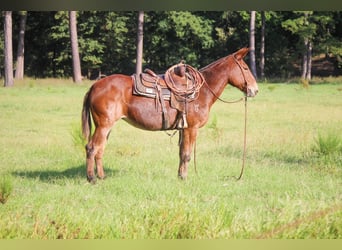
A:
[132,74,171,100]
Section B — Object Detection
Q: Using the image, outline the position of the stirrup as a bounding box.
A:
[177,113,188,129]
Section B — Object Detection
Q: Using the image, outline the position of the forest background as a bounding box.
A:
[1,11,342,85]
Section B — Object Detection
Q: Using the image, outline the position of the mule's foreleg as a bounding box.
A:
[178,128,198,179]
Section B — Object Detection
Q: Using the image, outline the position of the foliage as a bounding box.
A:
[311,130,342,156]
[143,11,214,70]
[50,11,72,77]
[70,121,87,152]
[282,11,316,40]
[282,11,342,57]
[0,175,13,204]
[1,11,341,79]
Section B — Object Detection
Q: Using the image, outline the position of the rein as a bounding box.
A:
[203,55,249,181]
[234,95,247,181]
[190,95,247,180]
[204,80,245,104]
[231,55,249,181]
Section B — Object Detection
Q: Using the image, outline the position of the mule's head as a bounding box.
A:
[229,47,259,97]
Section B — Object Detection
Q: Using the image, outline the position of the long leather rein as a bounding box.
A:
[201,55,249,181]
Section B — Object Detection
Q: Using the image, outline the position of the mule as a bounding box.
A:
[81,47,258,183]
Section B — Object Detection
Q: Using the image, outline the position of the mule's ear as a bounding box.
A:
[234,47,250,60]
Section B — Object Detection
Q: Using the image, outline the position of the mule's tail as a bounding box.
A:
[82,88,92,142]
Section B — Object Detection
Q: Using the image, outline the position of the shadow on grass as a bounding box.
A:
[12,165,117,183]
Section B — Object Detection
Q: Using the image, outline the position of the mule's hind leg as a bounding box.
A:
[85,141,96,183]
[178,128,198,179]
[94,128,112,180]
[86,126,111,183]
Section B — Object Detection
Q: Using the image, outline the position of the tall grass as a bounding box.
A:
[312,129,342,156]
[0,79,341,238]
[0,175,13,204]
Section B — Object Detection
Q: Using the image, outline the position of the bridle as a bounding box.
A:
[203,54,249,104]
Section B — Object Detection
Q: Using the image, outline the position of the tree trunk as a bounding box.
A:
[249,11,257,79]
[301,11,313,81]
[301,38,308,79]
[260,11,265,80]
[306,40,312,80]
[69,11,82,83]
[15,11,27,80]
[4,11,14,87]
[136,11,144,75]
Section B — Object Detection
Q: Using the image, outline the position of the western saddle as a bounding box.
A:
[132,62,205,130]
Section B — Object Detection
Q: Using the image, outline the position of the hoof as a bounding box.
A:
[178,174,187,180]
[87,175,97,184]
[97,175,106,181]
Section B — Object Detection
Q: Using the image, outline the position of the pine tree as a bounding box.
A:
[136,11,144,75]
[15,11,27,80]
[249,11,257,79]
[69,11,82,83]
[4,11,14,87]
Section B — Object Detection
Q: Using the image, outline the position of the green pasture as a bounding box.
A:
[0,79,341,239]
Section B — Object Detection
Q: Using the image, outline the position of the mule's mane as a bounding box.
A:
[199,54,232,72]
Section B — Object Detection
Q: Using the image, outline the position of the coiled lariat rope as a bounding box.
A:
[164,63,205,101]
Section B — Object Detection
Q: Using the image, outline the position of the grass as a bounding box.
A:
[0,78,341,238]
[0,175,13,204]
[312,129,342,156]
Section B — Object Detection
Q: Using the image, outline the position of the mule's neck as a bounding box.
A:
[199,56,231,107]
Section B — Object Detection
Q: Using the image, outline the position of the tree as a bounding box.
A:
[260,11,265,80]
[144,11,214,71]
[249,11,257,78]
[4,11,14,87]
[15,11,27,80]
[69,11,82,83]
[310,12,342,74]
[136,11,144,75]
[1,11,340,80]
[77,11,106,78]
[23,11,58,78]
[78,11,135,77]
[282,11,316,80]
[301,12,313,80]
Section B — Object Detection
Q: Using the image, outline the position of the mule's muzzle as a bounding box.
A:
[247,87,259,97]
